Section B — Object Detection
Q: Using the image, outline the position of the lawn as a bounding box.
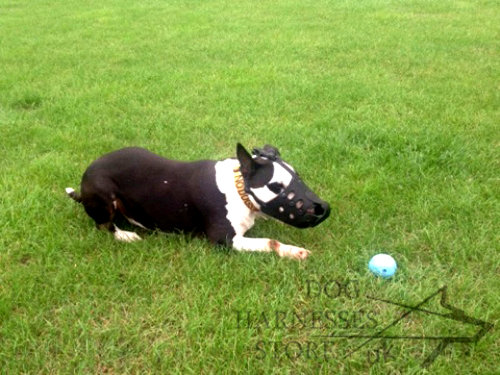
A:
[0,0,498,373]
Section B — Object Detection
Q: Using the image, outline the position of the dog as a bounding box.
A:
[66,144,330,260]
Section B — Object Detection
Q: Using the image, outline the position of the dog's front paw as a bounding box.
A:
[276,244,311,260]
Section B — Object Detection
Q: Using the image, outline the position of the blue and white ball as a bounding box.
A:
[368,254,397,278]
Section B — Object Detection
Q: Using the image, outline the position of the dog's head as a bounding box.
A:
[236,143,330,228]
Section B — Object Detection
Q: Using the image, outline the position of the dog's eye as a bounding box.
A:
[268,182,284,194]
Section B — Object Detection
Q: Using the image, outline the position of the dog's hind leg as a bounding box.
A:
[111,224,142,242]
[88,200,142,242]
[70,185,142,242]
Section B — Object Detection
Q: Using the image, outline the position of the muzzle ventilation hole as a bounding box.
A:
[279,206,285,213]
[296,200,304,209]
[289,213,295,220]
[287,192,295,200]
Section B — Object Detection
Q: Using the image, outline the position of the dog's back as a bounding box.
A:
[78,147,218,233]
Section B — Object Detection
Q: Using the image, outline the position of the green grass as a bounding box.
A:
[1,0,498,373]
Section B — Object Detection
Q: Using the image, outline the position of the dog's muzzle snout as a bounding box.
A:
[242,151,331,229]
[307,201,329,218]
[252,179,330,228]
[303,190,330,225]
[299,197,329,228]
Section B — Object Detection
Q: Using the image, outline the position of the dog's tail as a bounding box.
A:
[65,187,82,203]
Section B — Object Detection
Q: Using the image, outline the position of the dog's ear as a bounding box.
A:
[236,143,256,178]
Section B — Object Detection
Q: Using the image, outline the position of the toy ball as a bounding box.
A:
[368,254,397,278]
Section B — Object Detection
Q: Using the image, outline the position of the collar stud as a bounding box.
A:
[233,167,259,212]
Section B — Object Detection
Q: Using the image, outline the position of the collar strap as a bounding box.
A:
[233,167,260,212]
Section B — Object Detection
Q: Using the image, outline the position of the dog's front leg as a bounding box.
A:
[231,235,310,260]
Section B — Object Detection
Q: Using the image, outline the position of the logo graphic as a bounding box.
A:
[315,286,494,368]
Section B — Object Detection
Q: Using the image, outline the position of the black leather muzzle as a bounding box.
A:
[250,173,330,228]
[245,146,330,228]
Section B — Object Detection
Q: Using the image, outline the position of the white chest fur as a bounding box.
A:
[214,158,258,235]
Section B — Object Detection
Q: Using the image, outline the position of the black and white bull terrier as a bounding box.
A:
[65,144,330,260]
